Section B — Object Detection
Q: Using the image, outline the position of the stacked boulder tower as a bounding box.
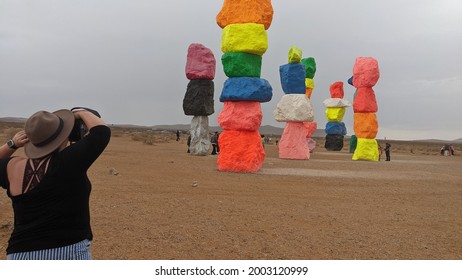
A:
[273,46,315,160]
[216,0,274,172]
[183,43,216,156]
[301,57,317,153]
[351,57,380,161]
[323,81,350,151]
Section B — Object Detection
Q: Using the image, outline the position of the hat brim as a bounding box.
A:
[24,109,75,159]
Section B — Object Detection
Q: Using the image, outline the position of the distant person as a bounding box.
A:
[216,132,220,154]
[441,144,451,156]
[378,144,383,161]
[0,108,110,260]
[449,144,455,156]
[187,134,191,153]
[211,131,219,155]
[261,134,265,148]
[384,142,391,161]
[176,130,180,141]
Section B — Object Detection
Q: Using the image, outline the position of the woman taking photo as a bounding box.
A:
[0,108,110,260]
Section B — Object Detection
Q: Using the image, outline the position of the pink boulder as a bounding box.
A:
[352,57,380,88]
[307,138,317,153]
[353,87,378,113]
[185,43,216,80]
[303,121,318,138]
[278,122,310,160]
[217,130,265,172]
[218,101,262,131]
[329,81,344,98]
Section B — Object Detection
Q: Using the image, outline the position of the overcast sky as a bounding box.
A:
[1,0,461,140]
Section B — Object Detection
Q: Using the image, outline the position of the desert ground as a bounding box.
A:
[1,123,461,260]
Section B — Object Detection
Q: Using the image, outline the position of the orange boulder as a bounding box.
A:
[354,113,378,138]
[217,130,265,172]
[216,0,274,30]
[305,87,313,99]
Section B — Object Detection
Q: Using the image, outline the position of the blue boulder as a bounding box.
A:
[325,122,347,135]
[219,77,273,103]
[348,76,354,86]
[279,63,306,94]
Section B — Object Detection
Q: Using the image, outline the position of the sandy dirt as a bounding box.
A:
[1,128,461,260]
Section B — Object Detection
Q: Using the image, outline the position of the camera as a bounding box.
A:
[68,107,101,142]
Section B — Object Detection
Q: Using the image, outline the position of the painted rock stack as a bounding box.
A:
[216,0,274,172]
[274,46,314,160]
[323,81,350,151]
[183,43,216,156]
[301,57,317,153]
[351,57,380,161]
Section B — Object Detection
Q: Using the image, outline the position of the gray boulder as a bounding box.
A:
[189,116,211,156]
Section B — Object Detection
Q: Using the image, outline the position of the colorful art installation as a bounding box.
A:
[183,43,216,156]
[323,81,350,151]
[216,0,274,172]
[301,57,317,153]
[351,57,380,161]
[273,46,314,160]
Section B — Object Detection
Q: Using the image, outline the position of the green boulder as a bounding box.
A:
[222,52,262,78]
[349,135,357,153]
[301,57,316,79]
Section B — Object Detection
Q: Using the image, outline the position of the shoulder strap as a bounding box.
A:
[22,156,51,194]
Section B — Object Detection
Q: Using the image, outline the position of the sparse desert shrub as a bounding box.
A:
[131,133,147,142]
[130,131,171,145]
[4,127,22,139]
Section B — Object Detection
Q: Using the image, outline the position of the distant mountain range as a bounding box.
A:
[0,117,27,123]
[1,117,460,142]
[113,123,326,138]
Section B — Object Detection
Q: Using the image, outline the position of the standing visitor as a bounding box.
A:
[187,134,191,153]
[176,130,180,141]
[211,131,219,155]
[378,144,383,161]
[449,144,455,156]
[0,108,110,260]
[384,142,391,161]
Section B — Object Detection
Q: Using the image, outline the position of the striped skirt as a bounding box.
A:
[7,239,92,260]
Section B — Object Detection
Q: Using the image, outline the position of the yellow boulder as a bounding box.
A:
[352,138,379,161]
[325,107,345,122]
[305,78,315,89]
[221,23,268,56]
[288,46,302,63]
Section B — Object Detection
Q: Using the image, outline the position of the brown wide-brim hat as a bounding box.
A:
[24,109,75,159]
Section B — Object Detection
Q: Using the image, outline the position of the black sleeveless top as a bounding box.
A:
[0,125,110,254]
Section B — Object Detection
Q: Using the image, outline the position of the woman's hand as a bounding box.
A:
[12,130,29,148]
[71,108,106,130]
[0,130,29,158]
